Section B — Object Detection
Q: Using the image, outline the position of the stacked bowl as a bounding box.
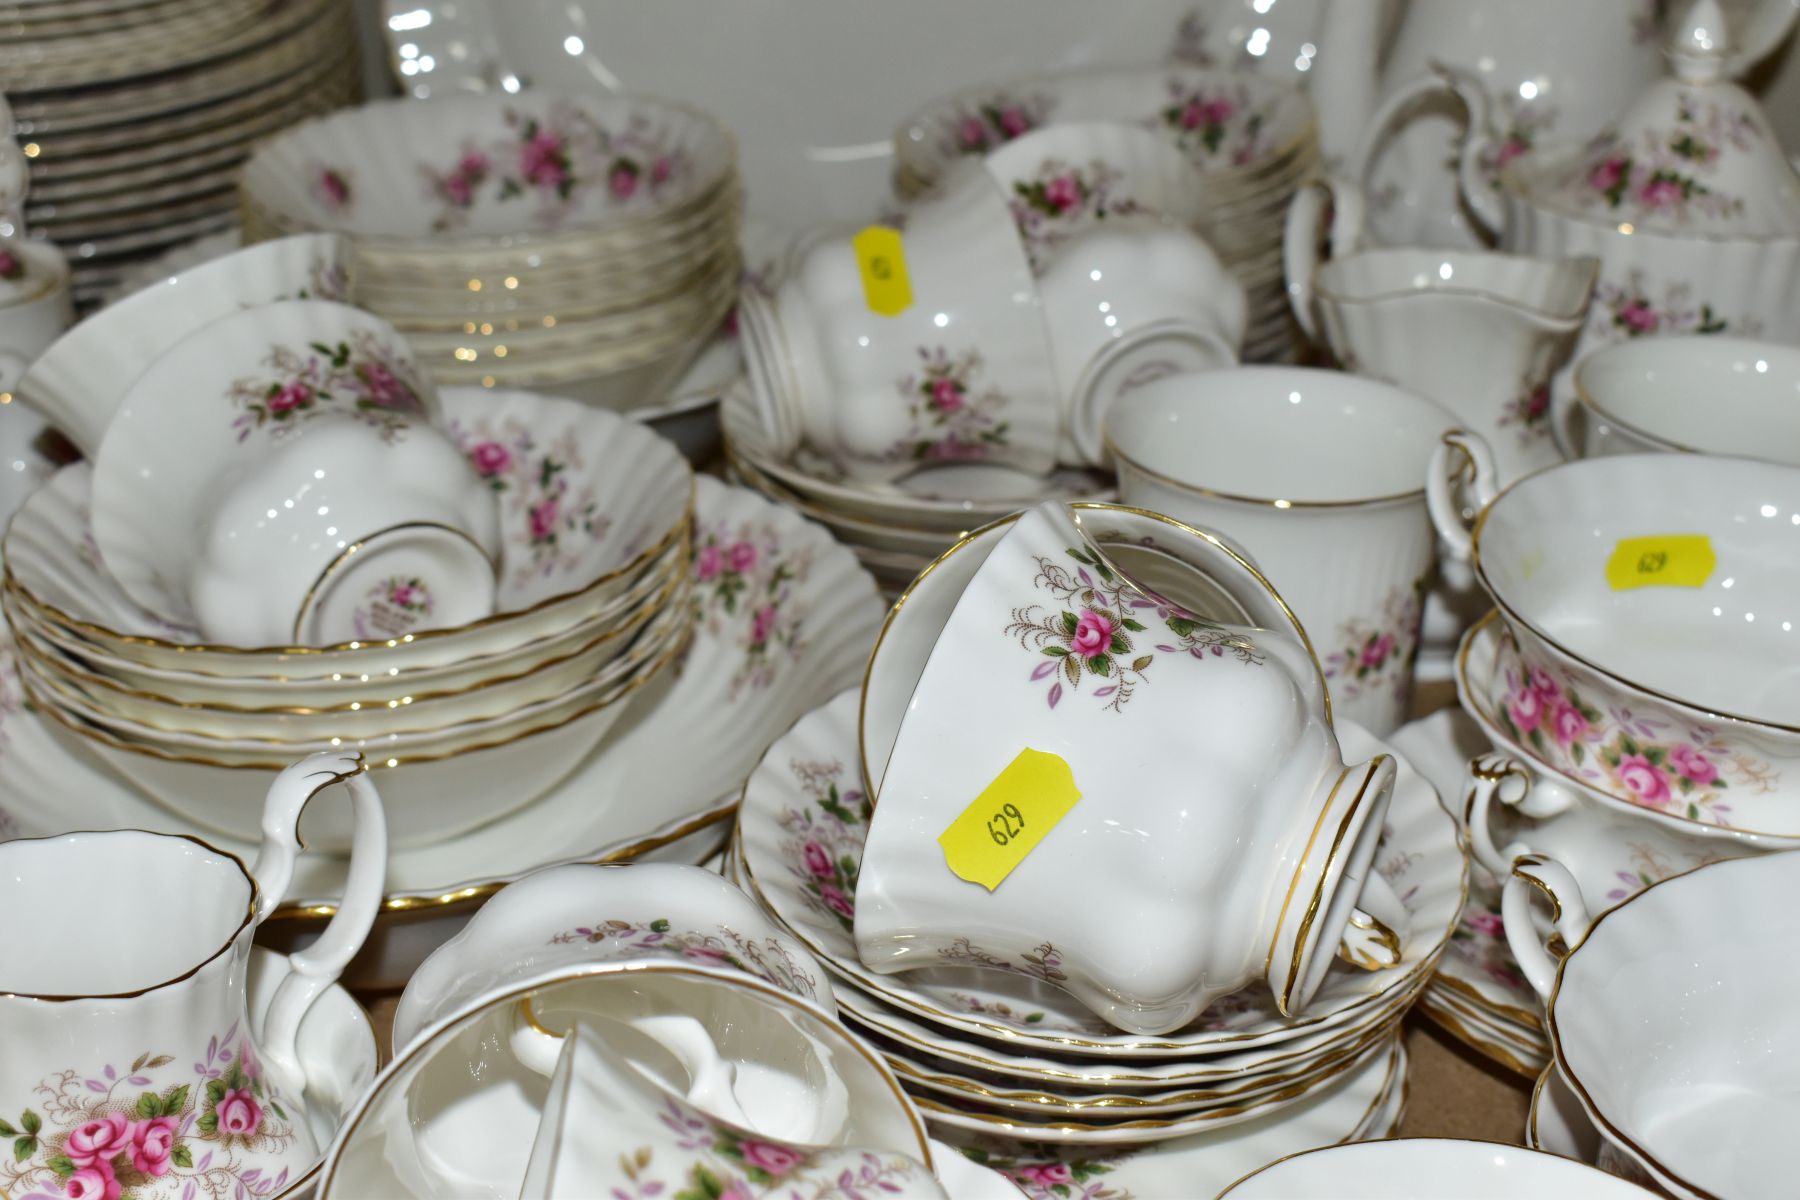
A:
[239,91,742,410]
[2,0,360,306]
[3,288,695,852]
[891,65,1319,362]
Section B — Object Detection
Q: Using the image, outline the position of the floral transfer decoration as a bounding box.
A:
[954,1142,1136,1200]
[1322,576,1427,708]
[692,515,813,695]
[776,759,867,935]
[1498,381,1553,444]
[603,1097,932,1200]
[1482,94,1558,182]
[1007,158,1143,271]
[351,575,433,641]
[1576,92,1756,225]
[0,245,25,282]
[1154,78,1265,165]
[226,331,428,443]
[312,167,350,212]
[451,415,612,587]
[1599,840,1726,906]
[419,102,690,232]
[889,346,1012,464]
[935,939,1114,1036]
[937,92,1055,157]
[1493,632,1779,824]
[0,1026,300,1200]
[1006,545,1262,712]
[1444,899,1532,998]
[1592,269,1752,342]
[546,919,820,1001]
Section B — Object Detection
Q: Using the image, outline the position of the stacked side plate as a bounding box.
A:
[3,0,361,306]
[725,689,1467,1186]
[721,381,1114,598]
[892,65,1318,363]
[239,91,742,411]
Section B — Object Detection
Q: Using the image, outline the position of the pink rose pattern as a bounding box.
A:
[546,919,820,1001]
[1005,545,1264,713]
[0,247,24,282]
[448,420,611,586]
[351,575,434,641]
[1494,632,1778,824]
[777,759,870,936]
[1594,269,1740,345]
[892,346,1011,464]
[951,1145,1131,1200]
[312,167,350,210]
[1006,158,1145,272]
[1444,889,1534,999]
[938,93,1054,157]
[1157,79,1266,165]
[1497,381,1553,444]
[1322,577,1427,707]
[630,1097,932,1200]
[226,332,428,443]
[0,1027,298,1200]
[402,103,690,233]
[691,517,812,694]
[1577,92,1755,225]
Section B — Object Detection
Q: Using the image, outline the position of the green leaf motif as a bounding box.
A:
[0,1119,14,1137]
[1041,646,1069,657]
[49,1153,75,1178]
[206,1078,228,1106]
[19,1111,38,1136]
[171,1144,193,1169]
[136,1093,162,1119]
[1059,610,1079,635]
[197,1112,219,1136]
[14,1136,34,1163]
[163,1084,190,1115]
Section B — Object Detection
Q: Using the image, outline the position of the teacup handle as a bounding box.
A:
[1352,63,1506,243]
[1281,177,1368,343]
[1425,430,1500,562]
[1501,853,1593,1000]
[250,751,388,1098]
[1464,753,1577,879]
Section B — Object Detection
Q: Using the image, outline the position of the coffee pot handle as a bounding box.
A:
[1351,64,1507,243]
[1426,430,1500,562]
[251,751,389,1097]
[1501,852,1592,1000]
[1464,753,1577,879]
[1282,177,1368,342]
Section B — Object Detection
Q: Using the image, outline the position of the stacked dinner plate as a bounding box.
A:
[727,690,1467,1176]
[722,381,1115,598]
[0,386,695,851]
[2,0,360,307]
[239,91,742,411]
[891,65,1318,363]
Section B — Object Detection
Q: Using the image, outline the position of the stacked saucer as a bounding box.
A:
[2,382,694,852]
[727,690,1465,1184]
[240,91,742,410]
[2,0,360,307]
[891,66,1319,363]
[722,381,1113,597]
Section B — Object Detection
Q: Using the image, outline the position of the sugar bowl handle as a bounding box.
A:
[1501,853,1592,1000]
[251,751,389,1097]
[1464,753,1577,879]
[1426,430,1500,562]
[1282,177,1368,342]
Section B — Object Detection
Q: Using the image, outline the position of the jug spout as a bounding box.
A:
[1308,0,1387,167]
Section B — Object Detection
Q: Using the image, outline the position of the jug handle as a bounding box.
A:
[1501,853,1592,1001]
[1726,0,1800,77]
[251,751,389,1098]
[1282,177,1368,342]
[1349,63,1507,242]
[1464,753,1577,879]
[1426,430,1500,563]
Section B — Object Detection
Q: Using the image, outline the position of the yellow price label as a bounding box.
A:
[853,225,912,316]
[938,749,1081,892]
[1605,535,1716,591]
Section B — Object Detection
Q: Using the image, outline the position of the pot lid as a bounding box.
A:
[1525,0,1800,237]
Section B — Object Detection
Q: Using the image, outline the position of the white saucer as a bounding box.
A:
[0,477,885,987]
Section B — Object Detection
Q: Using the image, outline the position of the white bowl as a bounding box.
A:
[1575,334,1800,464]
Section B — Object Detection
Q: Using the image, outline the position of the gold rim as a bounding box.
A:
[1466,474,1800,735]
[0,829,258,1001]
[1312,251,1597,323]
[855,500,1328,804]
[1415,989,1544,1080]
[315,961,933,1196]
[2,476,693,658]
[1423,981,1547,1054]
[10,563,683,716]
[1277,758,1391,1016]
[1542,856,1733,1200]
[288,521,501,644]
[1427,967,1546,1032]
[22,616,693,767]
[1217,1133,1555,1196]
[1457,609,1800,841]
[1103,431,1429,510]
[1570,356,1699,455]
[1526,1063,1555,1150]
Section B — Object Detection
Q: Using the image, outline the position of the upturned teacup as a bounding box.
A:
[0,752,386,1200]
[1505,851,1800,1199]
[738,164,1060,483]
[854,500,1397,1034]
[1106,366,1469,734]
